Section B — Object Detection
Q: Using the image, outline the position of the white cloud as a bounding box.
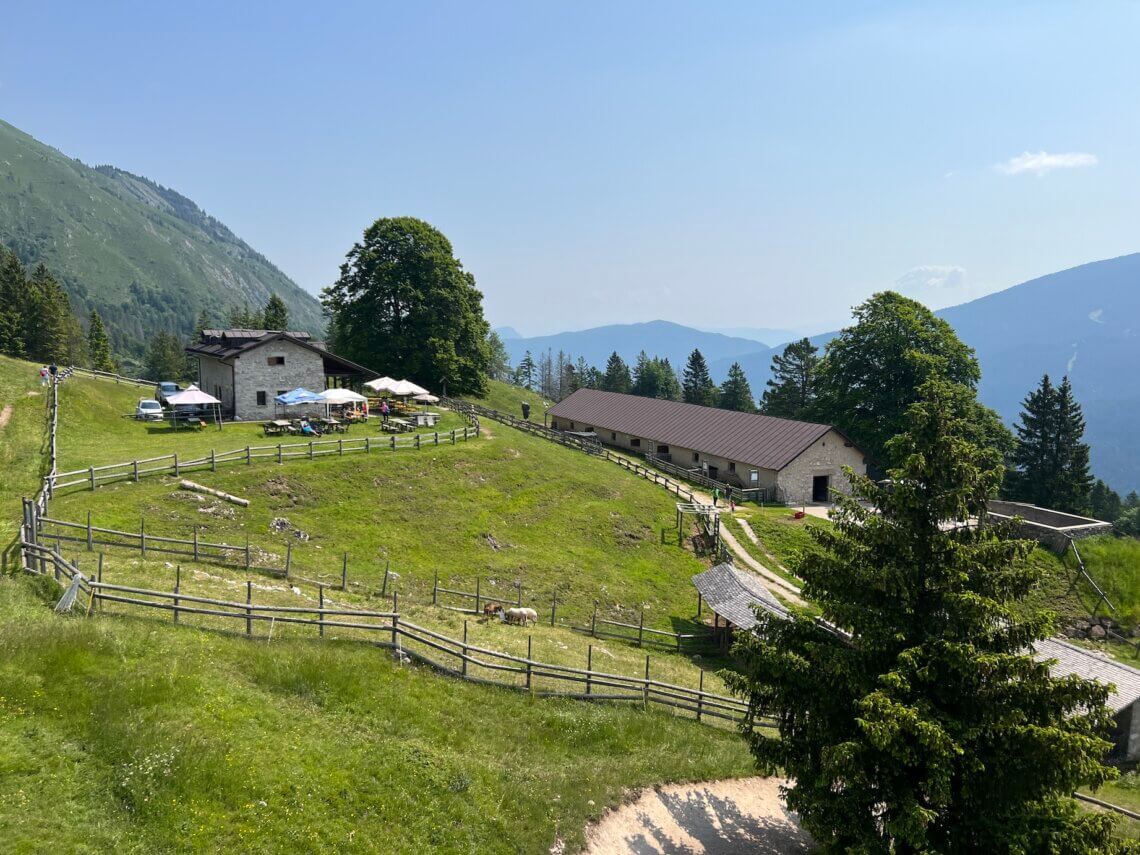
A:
[996,151,1098,176]
[895,265,967,292]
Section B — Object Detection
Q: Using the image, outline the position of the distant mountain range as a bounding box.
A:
[505,255,1140,492]
[0,119,324,355]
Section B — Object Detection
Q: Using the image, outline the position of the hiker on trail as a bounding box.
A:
[48,363,58,381]
[712,488,719,507]
[39,366,49,386]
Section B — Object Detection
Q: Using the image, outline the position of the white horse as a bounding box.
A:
[501,607,538,626]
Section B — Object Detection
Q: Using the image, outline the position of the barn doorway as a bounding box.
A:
[812,475,830,503]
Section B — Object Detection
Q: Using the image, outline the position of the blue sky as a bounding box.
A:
[3,1,1139,335]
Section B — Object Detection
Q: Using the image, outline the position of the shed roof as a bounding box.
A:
[547,388,847,471]
[692,563,790,629]
[1034,637,1140,713]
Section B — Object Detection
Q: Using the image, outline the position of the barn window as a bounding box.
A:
[267,356,285,366]
[631,438,641,447]
[693,452,700,462]
[749,470,759,483]
[611,432,617,441]
[728,462,736,473]
[256,391,267,406]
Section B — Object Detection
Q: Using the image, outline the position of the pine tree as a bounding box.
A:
[631,351,655,397]
[514,351,536,389]
[1089,479,1122,522]
[0,247,27,357]
[87,310,116,372]
[601,351,632,393]
[718,362,755,412]
[262,294,289,330]
[28,264,78,364]
[727,376,1119,852]
[655,358,681,400]
[1008,374,1093,513]
[194,309,212,339]
[760,337,818,418]
[227,302,256,328]
[145,330,189,381]
[681,349,717,407]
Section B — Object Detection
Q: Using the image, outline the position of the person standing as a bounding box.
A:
[39,366,49,386]
[381,399,390,424]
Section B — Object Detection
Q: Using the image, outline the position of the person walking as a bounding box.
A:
[711,487,719,508]
[381,399,390,424]
[39,366,49,386]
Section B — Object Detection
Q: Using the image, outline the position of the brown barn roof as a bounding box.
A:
[547,388,846,471]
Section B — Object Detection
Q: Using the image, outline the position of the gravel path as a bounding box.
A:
[582,777,815,854]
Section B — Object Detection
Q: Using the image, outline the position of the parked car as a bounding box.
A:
[136,399,164,421]
[155,381,182,406]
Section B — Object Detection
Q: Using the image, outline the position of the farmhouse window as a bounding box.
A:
[611,432,617,441]
[631,438,641,447]
[656,445,669,454]
[267,356,285,366]
[728,462,736,473]
[277,390,287,397]
[749,470,758,483]
[256,391,267,406]
[693,452,700,462]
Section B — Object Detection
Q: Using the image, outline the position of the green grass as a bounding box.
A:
[467,378,551,421]
[730,506,830,574]
[50,414,712,632]
[0,356,51,541]
[0,575,751,853]
[1066,536,1140,627]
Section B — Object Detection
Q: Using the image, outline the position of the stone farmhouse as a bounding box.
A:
[186,329,377,421]
[546,388,867,505]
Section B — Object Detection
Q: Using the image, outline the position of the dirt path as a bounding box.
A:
[581,776,814,854]
[717,524,805,606]
[0,403,12,431]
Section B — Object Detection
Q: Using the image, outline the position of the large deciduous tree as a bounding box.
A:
[760,337,818,418]
[811,291,1009,468]
[322,217,490,395]
[1007,374,1093,513]
[486,330,512,381]
[718,362,755,412]
[682,348,718,406]
[727,376,1120,852]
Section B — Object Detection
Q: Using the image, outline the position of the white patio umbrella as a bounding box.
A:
[390,379,430,397]
[364,376,400,393]
[413,393,439,404]
[318,387,368,417]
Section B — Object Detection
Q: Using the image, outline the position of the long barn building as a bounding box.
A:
[546,388,867,505]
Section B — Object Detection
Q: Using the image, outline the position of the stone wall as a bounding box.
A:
[776,429,867,505]
[198,357,233,411]
[231,339,325,421]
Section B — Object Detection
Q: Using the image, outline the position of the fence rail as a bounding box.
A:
[45,426,480,496]
[17,543,754,728]
[67,365,153,387]
[644,453,778,504]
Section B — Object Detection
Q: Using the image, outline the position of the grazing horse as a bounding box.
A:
[502,607,538,626]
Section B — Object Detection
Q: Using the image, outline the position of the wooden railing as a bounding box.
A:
[67,365,153,387]
[644,453,778,504]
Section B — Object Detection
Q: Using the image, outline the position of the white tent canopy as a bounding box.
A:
[365,377,430,397]
[364,376,400,393]
[319,388,368,404]
[166,384,221,406]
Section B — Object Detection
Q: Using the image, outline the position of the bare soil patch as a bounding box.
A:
[581,776,814,854]
[0,404,12,430]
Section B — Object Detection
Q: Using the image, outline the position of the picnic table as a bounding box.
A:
[383,417,414,433]
[263,419,294,437]
[319,418,348,434]
[409,411,441,427]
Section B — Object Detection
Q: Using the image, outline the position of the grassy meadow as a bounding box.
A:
[0,575,751,853]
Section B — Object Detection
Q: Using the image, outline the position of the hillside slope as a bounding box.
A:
[0,120,324,354]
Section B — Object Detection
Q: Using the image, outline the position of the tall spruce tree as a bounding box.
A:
[1089,479,1123,522]
[145,330,188,381]
[322,217,490,396]
[681,348,718,406]
[514,351,536,389]
[760,337,818,418]
[631,351,655,397]
[87,310,116,372]
[1008,374,1093,513]
[655,357,681,400]
[262,294,289,330]
[727,376,1119,852]
[718,361,755,411]
[601,351,632,393]
[193,309,212,339]
[0,247,27,357]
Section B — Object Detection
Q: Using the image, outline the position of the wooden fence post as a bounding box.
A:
[86,510,93,551]
[550,592,557,626]
[96,553,103,611]
[245,535,251,570]
[318,585,325,637]
[643,656,650,710]
[475,577,481,615]
[591,600,598,638]
[462,620,469,677]
[586,645,593,696]
[365,436,371,453]
[210,449,216,471]
[89,466,96,491]
[390,435,396,450]
[434,432,439,446]
[193,526,199,562]
[277,443,283,464]
[173,453,179,477]
[433,570,439,605]
[638,608,645,648]
[173,564,181,624]
[308,441,314,460]
[342,552,348,590]
[391,592,399,647]
[286,542,292,574]
[382,561,391,597]
[246,445,251,465]
[451,429,456,444]
[246,581,252,637]
[415,434,421,449]
[140,515,146,557]
[133,459,139,482]
[697,592,702,618]
[697,670,704,723]
[526,635,533,690]
[52,542,61,582]
[338,439,343,456]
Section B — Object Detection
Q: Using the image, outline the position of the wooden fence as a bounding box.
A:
[644,453,779,504]
[45,426,480,497]
[573,601,718,651]
[67,365,153,387]
[16,542,754,728]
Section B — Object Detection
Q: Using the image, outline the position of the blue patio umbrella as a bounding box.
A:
[275,388,323,406]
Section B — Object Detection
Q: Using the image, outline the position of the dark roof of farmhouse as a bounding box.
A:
[547,388,846,471]
[692,563,790,629]
[186,330,374,377]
